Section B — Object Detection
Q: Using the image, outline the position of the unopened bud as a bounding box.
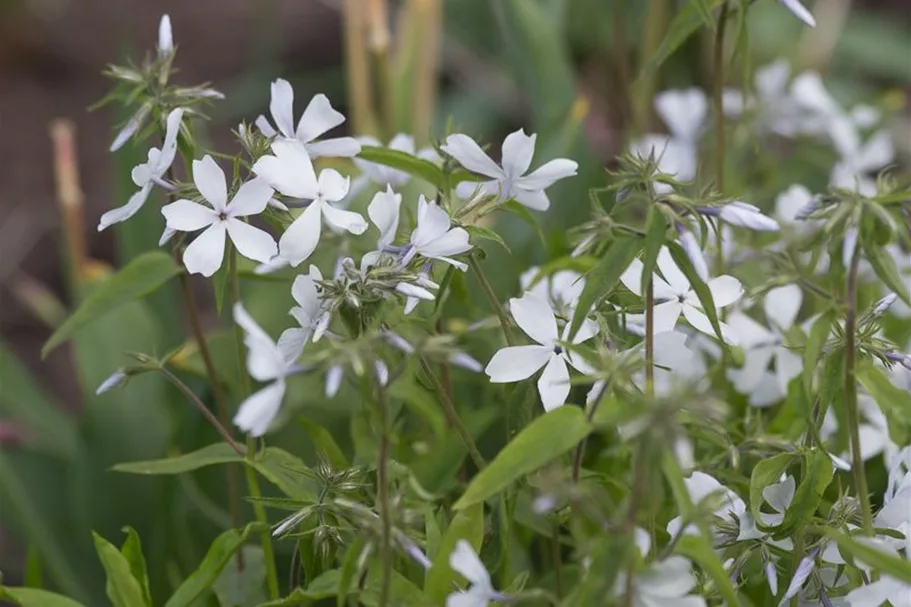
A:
[158,15,173,57]
[872,293,898,316]
[96,370,127,395]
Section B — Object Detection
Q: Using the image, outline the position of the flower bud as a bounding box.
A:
[718,203,780,232]
[675,224,708,281]
[158,15,173,57]
[96,370,127,395]
[794,198,821,220]
[872,293,898,316]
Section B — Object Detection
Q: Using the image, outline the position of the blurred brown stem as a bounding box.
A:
[345,0,378,136]
[49,120,88,291]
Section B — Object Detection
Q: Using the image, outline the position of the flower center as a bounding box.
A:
[218,211,228,221]
[553,345,563,355]
[677,293,687,303]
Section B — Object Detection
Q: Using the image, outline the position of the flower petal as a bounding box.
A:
[317,169,350,202]
[707,275,743,308]
[779,0,816,27]
[500,129,536,178]
[655,88,708,142]
[252,140,319,199]
[441,134,503,179]
[418,228,472,259]
[325,365,343,398]
[183,222,227,277]
[279,202,323,266]
[306,136,362,158]
[254,114,277,137]
[193,156,228,210]
[97,184,153,231]
[161,199,218,231]
[228,177,274,217]
[513,188,550,211]
[485,345,553,383]
[226,219,277,264]
[510,293,558,346]
[269,79,297,139]
[517,158,578,191]
[156,107,185,175]
[449,540,491,589]
[411,196,452,247]
[653,301,684,333]
[321,203,368,235]
[234,380,286,437]
[762,475,795,514]
[296,93,345,143]
[368,186,402,247]
[538,355,570,412]
[656,247,690,292]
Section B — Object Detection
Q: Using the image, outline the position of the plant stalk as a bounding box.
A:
[844,245,873,534]
[374,380,393,607]
[645,278,655,394]
[468,254,515,347]
[713,1,729,194]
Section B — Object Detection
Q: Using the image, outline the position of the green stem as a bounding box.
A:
[468,254,515,346]
[713,1,729,194]
[645,278,655,395]
[622,441,651,607]
[844,245,873,534]
[374,380,393,607]
[418,356,487,470]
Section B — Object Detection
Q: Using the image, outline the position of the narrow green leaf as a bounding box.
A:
[803,312,834,396]
[857,361,911,446]
[92,532,148,607]
[774,450,834,538]
[252,447,320,502]
[639,207,668,297]
[861,237,911,307]
[501,200,547,246]
[164,523,263,607]
[666,241,725,343]
[111,442,242,475]
[298,418,349,470]
[42,252,180,356]
[357,145,445,189]
[639,0,726,77]
[425,503,484,602]
[0,588,87,607]
[749,453,798,521]
[569,235,643,339]
[828,531,911,583]
[212,545,268,607]
[119,527,152,607]
[466,225,511,253]
[454,407,593,510]
[253,569,432,606]
[337,537,368,607]
[675,535,742,607]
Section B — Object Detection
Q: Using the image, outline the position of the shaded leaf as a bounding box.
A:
[828,531,911,583]
[857,361,911,446]
[425,503,484,603]
[92,532,148,607]
[640,0,726,77]
[112,443,242,475]
[569,235,642,339]
[0,588,87,607]
[119,527,152,607]
[357,146,444,189]
[774,450,834,539]
[749,453,798,521]
[675,535,742,607]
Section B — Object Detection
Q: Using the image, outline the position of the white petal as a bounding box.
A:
[620,258,645,296]
[500,129,536,178]
[445,591,487,607]
[455,179,498,200]
[517,158,578,191]
[441,134,504,179]
[157,14,173,53]
[97,184,153,231]
[228,177,274,217]
[252,140,319,199]
[513,188,551,211]
[306,137,361,158]
[707,275,744,308]
[485,345,553,383]
[234,381,286,437]
[279,203,323,266]
[276,328,307,364]
[779,0,816,27]
[779,555,815,606]
[269,79,297,139]
[449,540,491,588]
[388,133,417,155]
[411,197,452,248]
[396,282,435,301]
[291,271,322,321]
[226,219,277,264]
[193,156,228,211]
[158,227,176,247]
[682,304,722,339]
[368,186,402,247]
[678,228,708,282]
[653,301,684,333]
[156,107,185,175]
[656,247,691,292]
[450,352,483,373]
[538,355,570,412]
[296,94,345,143]
[183,222,227,277]
[234,303,285,381]
[763,475,795,514]
[317,169,350,202]
[325,366,343,398]
[655,88,709,142]
[254,114,276,137]
[640,556,697,596]
[727,313,774,350]
[321,203,368,235]
[418,228,472,259]
[161,199,218,231]
[510,293,558,346]
[775,184,814,224]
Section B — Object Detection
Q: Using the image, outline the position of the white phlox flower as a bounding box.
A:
[232,303,303,437]
[255,79,360,158]
[704,201,780,232]
[400,196,473,271]
[519,266,585,317]
[737,476,796,551]
[446,540,504,607]
[252,139,368,265]
[162,156,277,277]
[620,247,743,344]
[442,128,578,211]
[666,471,747,543]
[727,284,804,407]
[723,60,805,137]
[830,128,894,196]
[614,531,707,607]
[820,397,899,466]
[779,0,816,28]
[485,292,598,411]
[630,88,708,193]
[287,265,332,348]
[100,107,184,231]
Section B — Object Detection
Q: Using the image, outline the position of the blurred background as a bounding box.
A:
[0,0,909,603]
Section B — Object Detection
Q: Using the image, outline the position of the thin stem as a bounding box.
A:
[634,0,668,131]
[374,380,393,607]
[468,254,515,347]
[343,0,377,135]
[572,379,611,483]
[611,0,635,135]
[622,441,651,607]
[645,278,655,394]
[159,367,245,456]
[551,524,564,598]
[418,356,487,470]
[229,248,252,397]
[844,245,873,534]
[713,1,729,194]
[244,436,281,599]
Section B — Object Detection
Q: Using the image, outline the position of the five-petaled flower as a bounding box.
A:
[446,540,504,607]
[442,129,578,211]
[401,196,473,271]
[162,155,277,277]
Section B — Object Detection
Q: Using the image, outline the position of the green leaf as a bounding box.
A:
[164,523,263,607]
[749,453,798,521]
[569,235,642,339]
[337,537,368,607]
[454,406,593,510]
[252,447,320,502]
[861,237,911,307]
[569,534,631,606]
[111,442,242,475]
[92,532,149,607]
[212,256,230,315]
[212,545,268,607]
[0,588,87,607]
[425,503,484,602]
[857,361,911,446]
[298,418,349,470]
[803,312,834,396]
[675,535,742,607]
[253,569,432,606]
[466,225,511,253]
[775,449,835,538]
[639,206,668,297]
[42,252,180,357]
[639,0,726,77]
[501,200,546,246]
[356,145,445,189]
[828,531,911,583]
[119,527,152,607]
[666,241,725,343]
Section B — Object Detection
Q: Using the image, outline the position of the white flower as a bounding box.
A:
[442,129,578,210]
[519,267,585,317]
[630,88,707,193]
[158,14,173,56]
[401,196,473,271]
[614,539,707,607]
[780,0,816,27]
[255,79,360,158]
[780,554,817,607]
[485,292,598,411]
[723,60,803,136]
[727,285,804,407]
[830,129,894,196]
[737,476,797,561]
[288,265,331,346]
[716,201,780,232]
[232,303,303,436]
[666,471,747,542]
[676,225,709,281]
[620,247,743,343]
[253,140,368,265]
[776,184,819,231]
[99,107,184,231]
[162,156,277,277]
[446,540,502,607]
